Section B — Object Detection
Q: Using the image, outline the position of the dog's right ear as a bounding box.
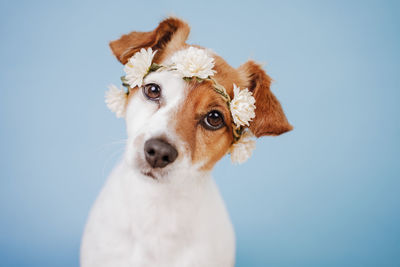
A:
[109,17,190,65]
[238,60,293,137]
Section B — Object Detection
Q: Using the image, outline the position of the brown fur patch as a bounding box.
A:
[237,61,293,137]
[175,80,234,170]
[109,17,190,65]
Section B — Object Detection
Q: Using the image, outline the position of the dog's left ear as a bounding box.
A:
[238,60,293,137]
[109,17,190,64]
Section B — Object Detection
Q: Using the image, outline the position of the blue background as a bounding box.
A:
[1,0,399,266]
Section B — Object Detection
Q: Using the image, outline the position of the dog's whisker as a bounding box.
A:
[101,146,125,178]
[95,139,128,153]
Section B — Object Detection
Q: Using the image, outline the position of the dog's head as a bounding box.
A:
[109,18,292,181]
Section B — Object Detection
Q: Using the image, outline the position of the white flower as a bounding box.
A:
[105,84,127,118]
[230,131,256,164]
[170,47,216,79]
[124,48,156,88]
[230,84,256,127]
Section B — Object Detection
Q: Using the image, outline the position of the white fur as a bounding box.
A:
[81,70,235,267]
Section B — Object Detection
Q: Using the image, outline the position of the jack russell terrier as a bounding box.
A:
[81,17,292,267]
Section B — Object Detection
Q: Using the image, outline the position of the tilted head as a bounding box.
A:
[106,17,292,182]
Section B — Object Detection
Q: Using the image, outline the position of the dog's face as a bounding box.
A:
[123,69,235,180]
[110,18,292,181]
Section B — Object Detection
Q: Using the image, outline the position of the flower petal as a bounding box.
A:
[230,84,256,127]
[230,131,256,164]
[105,84,127,118]
[169,47,216,79]
[124,48,157,88]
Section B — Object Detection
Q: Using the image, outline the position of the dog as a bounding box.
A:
[80,17,292,267]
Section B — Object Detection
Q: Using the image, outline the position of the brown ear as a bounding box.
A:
[109,17,190,64]
[238,61,293,137]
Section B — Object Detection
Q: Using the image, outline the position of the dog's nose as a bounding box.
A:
[144,138,178,168]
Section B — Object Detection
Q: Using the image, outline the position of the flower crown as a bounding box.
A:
[106,47,256,164]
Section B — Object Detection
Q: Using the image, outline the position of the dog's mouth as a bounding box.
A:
[134,153,160,180]
[141,170,157,180]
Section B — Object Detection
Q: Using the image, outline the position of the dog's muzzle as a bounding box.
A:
[144,138,178,168]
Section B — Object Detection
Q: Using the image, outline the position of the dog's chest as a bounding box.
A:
[81,163,235,267]
[128,184,203,243]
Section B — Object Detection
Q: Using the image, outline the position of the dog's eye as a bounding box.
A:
[202,110,225,130]
[143,83,161,101]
